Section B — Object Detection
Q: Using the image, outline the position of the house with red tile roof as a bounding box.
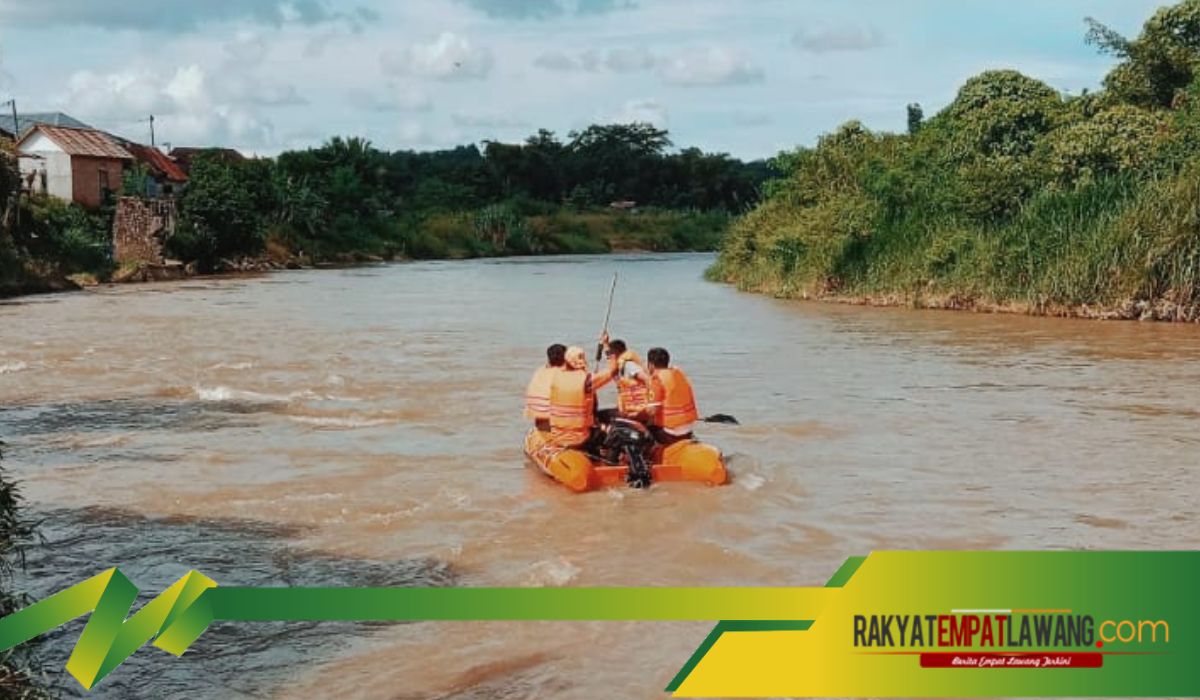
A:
[16,124,134,209]
[123,142,188,198]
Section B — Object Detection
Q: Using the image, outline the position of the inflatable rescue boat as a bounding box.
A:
[524,417,728,492]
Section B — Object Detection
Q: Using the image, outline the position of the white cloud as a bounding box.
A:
[659,47,763,87]
[62,64,275,148]
[792,25,884,53]
[454,0,637,20]
[224,30,269,65]
[451,111,531,129]
[533,51,578,71]
[380,32,493,81]
[533,46,655,73]
[349,85,433,113]
[604,98,667,128]
[605,46,655,73]
[0,0,373,32]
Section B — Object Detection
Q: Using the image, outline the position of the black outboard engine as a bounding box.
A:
[601,417,654,489]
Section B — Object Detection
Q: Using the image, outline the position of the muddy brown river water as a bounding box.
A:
[2,253,1199,698]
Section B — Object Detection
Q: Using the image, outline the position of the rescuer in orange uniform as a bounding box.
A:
[524,343,566,433]
[646,347,700,445]
[549,345,615,449]
[603,338,653,422]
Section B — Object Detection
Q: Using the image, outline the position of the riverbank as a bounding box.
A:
[729,286,1200,323]
[0,207,731,300]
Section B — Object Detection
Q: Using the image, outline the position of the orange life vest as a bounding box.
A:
[654,367,699,430]
[549,369,594,431]
[615,350,650,415]
[524,365,559,421]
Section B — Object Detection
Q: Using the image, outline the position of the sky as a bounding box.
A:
[0,0,1173,160]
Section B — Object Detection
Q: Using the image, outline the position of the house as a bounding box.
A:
[123,142,188,198]
[16,124,133,209]
[0,111,92,138]
[168,147,245,174]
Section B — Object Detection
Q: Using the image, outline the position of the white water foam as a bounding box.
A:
[526,557,581,587]
[739,473,766,492]
[287,415,396,429]
[193,385,312,403]
[208,361,254,370]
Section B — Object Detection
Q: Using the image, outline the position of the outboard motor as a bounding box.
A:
[601,417,654,489]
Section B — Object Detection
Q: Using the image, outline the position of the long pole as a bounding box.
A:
[149,115,155,149]
[595,271,618,370]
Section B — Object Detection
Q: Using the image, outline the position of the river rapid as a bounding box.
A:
[2,253,1198,698]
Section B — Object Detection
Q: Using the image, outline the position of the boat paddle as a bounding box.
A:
[640,403,738,425]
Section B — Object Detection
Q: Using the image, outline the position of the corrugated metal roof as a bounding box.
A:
[20,125,134,160]
[0,112,92,137]
[125,142,188,182]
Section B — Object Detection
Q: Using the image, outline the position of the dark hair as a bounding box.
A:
[608,339,627,356]
[647,347,670,368]
[547,344,567,367]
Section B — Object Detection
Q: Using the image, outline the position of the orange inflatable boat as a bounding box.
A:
[524,418,728,493]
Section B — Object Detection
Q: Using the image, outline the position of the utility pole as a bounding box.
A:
[4,99,15,138]
[149,114,156,149]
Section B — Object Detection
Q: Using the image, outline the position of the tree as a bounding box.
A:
[1044,105,1166,183]
[942,70,1064,160]
[907,103,925,135]
[0,140,18,243]
[172,154,273,267]
[1087,1,1200,108]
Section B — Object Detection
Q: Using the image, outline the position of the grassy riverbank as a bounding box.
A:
[711,1,1200,322]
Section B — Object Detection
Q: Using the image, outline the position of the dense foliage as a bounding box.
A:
[168,124,766,270]
[1,124,765,285]
[712,0,1200,318]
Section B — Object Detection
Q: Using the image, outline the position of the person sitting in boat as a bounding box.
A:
[549,345,614,450]
[602,338,653,423]
[524,343,566,433]
[646,347,699,446]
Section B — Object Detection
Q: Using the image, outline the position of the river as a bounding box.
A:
[2,253,1199,698]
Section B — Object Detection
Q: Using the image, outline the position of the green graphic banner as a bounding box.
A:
[1,552,1197,695]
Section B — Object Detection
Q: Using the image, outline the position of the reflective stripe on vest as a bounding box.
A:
[549,369,593,430]
[616,351,648,414]
[657,367,698,429]
[524,365,558,420]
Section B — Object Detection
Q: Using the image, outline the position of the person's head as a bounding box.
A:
[565,346,588,370]
[606,339,627,358]
[647,347,670,369]
[546,343,567,367]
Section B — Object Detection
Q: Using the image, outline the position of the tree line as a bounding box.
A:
[2,124,770,281]
[172,123,768,269]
